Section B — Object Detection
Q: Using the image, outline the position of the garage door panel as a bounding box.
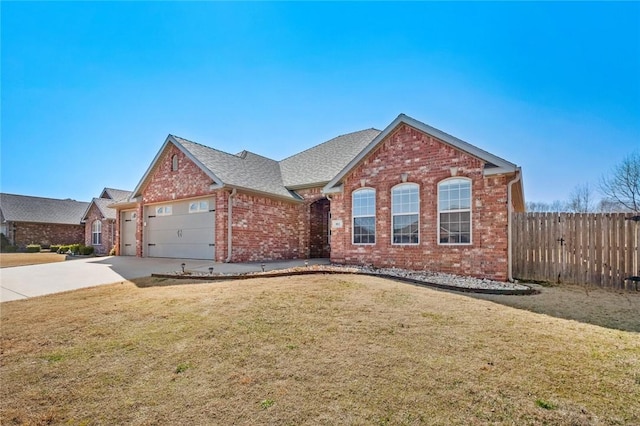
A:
[145,199,215,260]
[121,211,137,256]
[146,226,214,245]
[148,242,214,259]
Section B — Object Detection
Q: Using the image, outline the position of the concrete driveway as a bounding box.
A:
[0,256,330,303]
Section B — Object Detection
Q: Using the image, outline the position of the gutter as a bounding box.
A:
[224,188,237,263]
[507,168,522,282]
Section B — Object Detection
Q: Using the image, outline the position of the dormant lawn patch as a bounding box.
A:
[0,252,66,268]
[1,275,638,425]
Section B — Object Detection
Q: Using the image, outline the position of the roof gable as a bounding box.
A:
[0,193,89,225]
[324,114,520,193]
[100,188,132,202]
[131,135,225,199]
[83,197,125,221]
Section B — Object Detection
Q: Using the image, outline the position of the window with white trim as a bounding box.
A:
[392,183,419,244]
[156,205,172,216]
[171,154,178,171]
[92,220,102,245]
[189,200,209,213]
[439,178,471,244]
[352,188,376,244]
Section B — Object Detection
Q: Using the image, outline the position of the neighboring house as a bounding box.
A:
[82,188,132,255]
[114,114,525,280]
[0,193,89,249]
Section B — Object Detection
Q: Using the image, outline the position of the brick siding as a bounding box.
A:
[120,129,514,280]
[83,203,116,255]
[122,142,330,262]
[8,221,84,249]
[329,124,512,281]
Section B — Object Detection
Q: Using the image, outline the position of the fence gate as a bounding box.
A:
[512,212,639,290]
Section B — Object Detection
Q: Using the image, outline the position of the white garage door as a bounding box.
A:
[120,210,137,256]
[145,198,215,260]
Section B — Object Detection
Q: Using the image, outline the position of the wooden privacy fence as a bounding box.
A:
[512,212,639,290]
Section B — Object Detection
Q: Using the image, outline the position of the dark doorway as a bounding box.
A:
[309,198,330,258]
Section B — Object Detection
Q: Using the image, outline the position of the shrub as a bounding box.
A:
[50,245,61,253]
[0,233,16,253]
[26,244,42,253]
[109,246,116,256]
[57,244,83,255]
[79,246,94,255]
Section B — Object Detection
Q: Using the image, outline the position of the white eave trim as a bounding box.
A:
[324,113,519,192]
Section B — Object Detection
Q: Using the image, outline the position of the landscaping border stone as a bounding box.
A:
[151,265,538,296]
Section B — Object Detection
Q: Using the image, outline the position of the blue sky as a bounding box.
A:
[2,2,639,205]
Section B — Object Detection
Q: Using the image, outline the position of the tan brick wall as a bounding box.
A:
[329,124,511,281]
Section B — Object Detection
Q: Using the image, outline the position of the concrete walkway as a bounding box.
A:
[0,256,330,303]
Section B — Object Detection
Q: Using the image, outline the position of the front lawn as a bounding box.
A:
[0,252,66,268]
[1,275,638,425]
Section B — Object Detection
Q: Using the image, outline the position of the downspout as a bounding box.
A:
[224,188,237,263]
[507,168,522,282]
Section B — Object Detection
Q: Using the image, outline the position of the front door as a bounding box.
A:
[309,198,330,258]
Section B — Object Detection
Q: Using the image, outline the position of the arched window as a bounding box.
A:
[352,188,376,244]
[438,178,471,244]
[171,154,179,171]
[391,183,419,244]
[92,220,102,245]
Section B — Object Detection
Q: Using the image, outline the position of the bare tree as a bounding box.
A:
[567,183,595,213]
[525,200,567,212]
[600,152,640,213]
[597,198,632,213]
[526,201,550,212]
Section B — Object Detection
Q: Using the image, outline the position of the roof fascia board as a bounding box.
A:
[285,182,329,191]
[109,201,138,210]
[225,184,304,203]
[324,113,518,192]
[323,184,343,194]
[132,135,225,198]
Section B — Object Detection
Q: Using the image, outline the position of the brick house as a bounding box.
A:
[0,193,88,249]
[82,188,132,255]
[115,114,525,280]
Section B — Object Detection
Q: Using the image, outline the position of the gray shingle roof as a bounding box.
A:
[280,129,381,188]
[167,129,380,199]
[101,188,132,203]
[135,114,519,203]
[172,136,297,199]
[0,193,89,225]
[84,188,133,221]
